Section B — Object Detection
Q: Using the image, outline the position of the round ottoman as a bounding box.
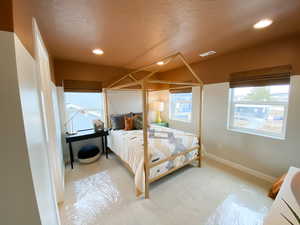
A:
[78,145,101,164]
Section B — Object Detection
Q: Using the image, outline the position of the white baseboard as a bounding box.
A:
[205,152,276,183]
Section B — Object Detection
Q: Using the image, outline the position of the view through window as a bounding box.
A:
[228,85,290,139]
[64,92,104,132]
[170,92,192,122]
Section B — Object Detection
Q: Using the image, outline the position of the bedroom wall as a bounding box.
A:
[14,33,61,225]
[202,76,300,179]
[0,30,60,225]
[53,59,129,87]
[107,90,143,115]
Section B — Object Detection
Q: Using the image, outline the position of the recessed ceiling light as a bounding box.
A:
[157,61,165,66]
[199,51,216,57]
[92,48,104,55]
[253,19,273,29]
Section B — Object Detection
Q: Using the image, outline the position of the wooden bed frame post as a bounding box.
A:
[198,85,203,168]
[142,81,150,199]
[103,88,110,128]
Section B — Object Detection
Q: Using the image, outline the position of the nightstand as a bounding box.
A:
[152,122,169,127]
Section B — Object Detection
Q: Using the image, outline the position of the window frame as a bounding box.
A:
[64,91,104,132]
[227,86,290,140]
[169,92,193,123]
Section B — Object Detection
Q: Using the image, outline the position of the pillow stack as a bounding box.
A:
[110,112,143,130]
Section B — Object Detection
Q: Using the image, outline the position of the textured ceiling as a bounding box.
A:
[14,0,300,70]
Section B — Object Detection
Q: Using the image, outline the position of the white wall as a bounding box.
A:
[34,21,64,204]
[202,76,300,178]
[0,30,60,225]
[107,90,142,114]
[15,33,61,225]
[51,83,65,202]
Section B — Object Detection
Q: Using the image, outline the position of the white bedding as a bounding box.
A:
[108,125,199,196]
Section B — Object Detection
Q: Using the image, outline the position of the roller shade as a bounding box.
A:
[63,80,102,92]
[229,65,292,88]
[169,87,192,93]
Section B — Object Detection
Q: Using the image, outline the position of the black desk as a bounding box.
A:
[65,129,109,169]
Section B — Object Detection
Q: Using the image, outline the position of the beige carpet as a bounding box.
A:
[59,154,273,225]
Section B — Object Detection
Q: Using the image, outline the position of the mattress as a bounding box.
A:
[108,125,199,196]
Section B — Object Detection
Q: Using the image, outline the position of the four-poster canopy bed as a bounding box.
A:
[103,52,203,199]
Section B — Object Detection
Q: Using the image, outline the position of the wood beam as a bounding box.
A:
[110,81,141,90]
[198,86,203,167]
[142,81,150,199]
[169,85,193,90]
[129,74,137,81]
[178,53,203,85]
[147,80,201,86]
[149,146,199,168]
[103,88,110,128]
[108,74,131,88]
[141,70,160,81]
[113,52,180,83]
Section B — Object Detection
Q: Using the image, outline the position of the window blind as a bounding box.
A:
[229,65,293,88]
[63,80,102,92]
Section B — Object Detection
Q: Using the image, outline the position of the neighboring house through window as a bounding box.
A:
[170,92,192,122]
[228,85,290,139]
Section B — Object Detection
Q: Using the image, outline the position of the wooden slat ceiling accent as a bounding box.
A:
[13,0,300,70]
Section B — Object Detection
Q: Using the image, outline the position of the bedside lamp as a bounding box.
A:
[153,101,164,123]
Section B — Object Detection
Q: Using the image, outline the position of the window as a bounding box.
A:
[170,92,192,122]
[64,92,104,132]
[228,85,290,139]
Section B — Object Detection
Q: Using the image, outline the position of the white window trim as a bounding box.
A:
[227,88,290,140]
[169,93,193,123]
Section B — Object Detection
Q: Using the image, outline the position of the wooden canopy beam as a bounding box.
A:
[108,52,180,89]
[142,81,150,199]
[108,74,130,88]
[141,70,160,81]
[178,53,203,85]
[147,80,201,86]
[169,85,193,90]
[110,81,141,90]
[127,52,179,76]
[129,74,137,81]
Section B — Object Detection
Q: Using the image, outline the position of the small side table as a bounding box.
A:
[65,129,109,169]
[151,122,169,127]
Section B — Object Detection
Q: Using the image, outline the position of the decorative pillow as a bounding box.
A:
[133,115,143,129]
[125,112,134,118]
[110,114,125,130]
[124,116,134,130]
